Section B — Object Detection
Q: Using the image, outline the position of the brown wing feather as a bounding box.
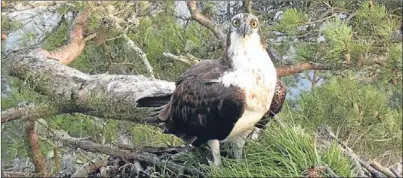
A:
[255,79,286,129]
[156,59,246,146]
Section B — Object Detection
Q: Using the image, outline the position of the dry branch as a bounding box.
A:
[163,52,200,66]
[187,1,227,47]
[71,157,108,177]
[162,52,347,77]
[1,171,27,177]
[45,128,203,177]
[276,62,342,77]
[1,102,59,123]
[322,126,401,177]
[108,12,155,79]
[370,162,396,177]
[4,53,385,124]
[24,119,47,176]
[37,7,94,65]
[7,55,174,123]
[245,0,252,13]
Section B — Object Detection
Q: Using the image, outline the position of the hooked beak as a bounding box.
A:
[241,24,248,38]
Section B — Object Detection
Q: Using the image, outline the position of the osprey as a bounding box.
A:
[138,13,279,166]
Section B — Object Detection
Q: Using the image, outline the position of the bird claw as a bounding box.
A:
[250,128,261,141]
[206,157,217,167]
[206,157,221,167]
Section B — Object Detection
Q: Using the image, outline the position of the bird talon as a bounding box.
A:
[207,157,221,167]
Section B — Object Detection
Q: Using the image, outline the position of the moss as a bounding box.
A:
[41,23,69,51]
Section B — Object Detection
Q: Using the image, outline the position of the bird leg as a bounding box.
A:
[231,129,253,160]
[207,139,222,166]
[250,127,262,141]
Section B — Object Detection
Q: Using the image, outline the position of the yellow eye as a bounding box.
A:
[250,20,258,28]
[232,19,240,27]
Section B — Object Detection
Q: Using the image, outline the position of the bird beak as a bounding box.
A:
[241,24,248,38]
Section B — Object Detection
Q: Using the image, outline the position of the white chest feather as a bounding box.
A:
[221,33,277,139]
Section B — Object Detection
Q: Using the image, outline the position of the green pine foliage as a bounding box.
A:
[275,8,308,35]
[322,19,353,61]
[210,122,355,177]
[293,77,402,165]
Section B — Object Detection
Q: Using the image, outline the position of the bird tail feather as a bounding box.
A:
[143,103,171,124]
[136,95,171,107]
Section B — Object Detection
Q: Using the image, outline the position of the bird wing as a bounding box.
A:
[156,59,246,146]
[255,79,286,129]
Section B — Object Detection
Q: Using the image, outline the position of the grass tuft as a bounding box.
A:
[210,122,355,177]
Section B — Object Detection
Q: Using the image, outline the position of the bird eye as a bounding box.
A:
[232,19,240,27]
[250,20,258,28]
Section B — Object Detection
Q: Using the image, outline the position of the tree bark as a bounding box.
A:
[1,102,58,123]
[37,7,95,65]
[276,62,341,77]
[24,119,47,176]
[7,55,174,123]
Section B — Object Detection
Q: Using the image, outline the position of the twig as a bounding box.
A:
[245,0,252,13]
[1,171,27,177]
[324,126,386,177]
[304,14,336,25]
[163,52,200,66]
[45,128,202,176]
[323,164,339,177]
[187,1,226,47]
[390,168,401,177]
[83,33,97,42]
[345,12,357,23]
[370,162,396,178]
[71,157,108,177]
[388,161,402,175]
[1,102,59,123]
[123,34,155,79]
[108,15,155,79]
[106,34,123,41]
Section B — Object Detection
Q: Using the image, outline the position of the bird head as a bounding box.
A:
[229,13,260,39]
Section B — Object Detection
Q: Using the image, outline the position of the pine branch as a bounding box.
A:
[24,118,47,176]
[187,1,227,47]
[163,52,200,66]
[276,62,342,77]
[108,14,155,79]
[1,102,59,123]
[37,7,92,65]
[7,55,174,123]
